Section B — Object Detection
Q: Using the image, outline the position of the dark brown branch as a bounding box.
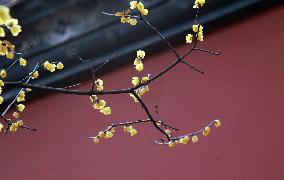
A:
[131,91,171,140]
[154,120,216,145]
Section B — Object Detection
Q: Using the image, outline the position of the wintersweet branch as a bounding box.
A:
[0,0,222,148]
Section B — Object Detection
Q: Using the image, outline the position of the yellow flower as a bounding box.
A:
[100,106,111,115]
[0,96,3,104]
[137,50,145,59]
[0,5,11,25]
[105,131,113,139]
[17,91,25,102]
[5,19,21,36]
[134,58,141,65]
[17,104,25,112]
[0,87,2,94]
[137,86,149,96]
[192,135,199,143]
[0,80,4,86]
[13,111,19,118]
[130,1,138,9]
[43,61,56,72]
[202,126,210,136]
[18,91,25,98]
[0,122,3,132]
[129,93,139,102]
[32,71,39,79]
[43,61,50,69]
[124,125,133,133]
[168,141,176,148]
[98,131,105,138]
[10,24,22,36]
[135,63,144,72]
[132,77,140,86]
[93,137,100,144]
[19,58,27,66]
[186,34,193,43]
[93,100,106,110]
[6,51,14,59]
[140,8,148,16]
[0,27,5,37]
[120,16,129,23]
[130,128,137,136]
[197,32,204,41]
[5,18,18,28]
[56,62,64,69]
[214,119,221,127]
[129,18,137,26]
[193,0,206,9]
[192,24,203,33]
[0,69,7,78]
[141,75,149,83]
[9,123,19,132]
[179,135,190,144]
[165,129,171,136]
[17,96,25,102]
[17,120,23,126]
[95,79,103,91]
[137,2,145,10]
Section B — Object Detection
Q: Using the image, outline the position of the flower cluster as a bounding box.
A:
[186,24,204,44]
[129,50,150,102]
[134,50,145,72]
[90,95,112,116]
[168,119,221,148]
[0,6,22,37]
[0,40,15,59]
[115,1,148,26]
[193,0,206,9]
[9,120,23,132]
[91,125,139,144]
[186,0,205,44]
[92,127,116,144]
[124,125,138,136]
[43,61,64,72]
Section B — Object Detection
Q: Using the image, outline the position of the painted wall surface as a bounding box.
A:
[0,5,283,180]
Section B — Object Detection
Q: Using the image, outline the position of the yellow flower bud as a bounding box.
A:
[98,131,105,138]
[214,119,221,127]
[186,34,193,44]
[93,137,99,144]
[105,131,113,139]
[0,69,7,78]
[13,111,19,118]
[0,123,3,132]
[168,141,176,148]
[0,96,3,104]
[202,126,210,136]
[17,104,25,112]
[130,1,138,9]
[32,71,39,79]
[19,58,27,66]
[132,77,140,86]
[56,62,64,69]
[192,135,199,143]
[130,129,137,136]
[135,63,144,72]
[137,50,145,59]
[0,80,4,87]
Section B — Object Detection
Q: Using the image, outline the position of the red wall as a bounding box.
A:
[1,5,284,180]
